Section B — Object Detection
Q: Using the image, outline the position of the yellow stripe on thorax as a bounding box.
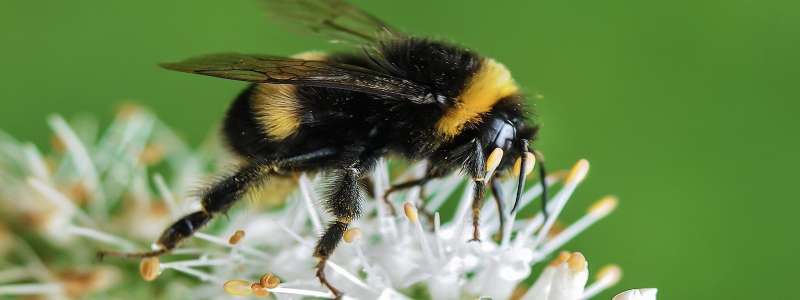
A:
[435,58,519,138]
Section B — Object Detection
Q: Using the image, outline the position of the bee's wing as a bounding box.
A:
[260,0,402,45]
[161,53,434,104]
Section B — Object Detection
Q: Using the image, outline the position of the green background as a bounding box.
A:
[2,0,798,298]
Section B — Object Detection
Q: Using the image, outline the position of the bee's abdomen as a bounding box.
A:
[222,84,277,158]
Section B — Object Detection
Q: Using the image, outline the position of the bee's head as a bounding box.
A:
[475,98,543,213]
[480,112,538,176]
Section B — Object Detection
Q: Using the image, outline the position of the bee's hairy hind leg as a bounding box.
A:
[98,148,338,261]
[98,162,268,260]
[313,166,367,298]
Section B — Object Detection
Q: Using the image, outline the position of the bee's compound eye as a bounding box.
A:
[488,118,516,150]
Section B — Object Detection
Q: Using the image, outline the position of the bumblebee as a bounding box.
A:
[100,0,550,296]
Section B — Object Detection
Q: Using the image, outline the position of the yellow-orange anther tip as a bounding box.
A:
[567,252,587,273]
[403,202,418,223]
[549,251,572,267]
[566,159,590,184]
[512,152,537,177]
[589,195,618,216]
[597,264,623,283]
[116,103,143,119]
[228,230,246,245]
[223,279,252,296]
[139,257,160,282]
[259,273,281,289]
[343,228,362,243]
[485,148,504,177]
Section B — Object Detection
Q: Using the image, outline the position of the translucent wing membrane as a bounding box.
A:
[161,53,434,103]
[261,0,402,45]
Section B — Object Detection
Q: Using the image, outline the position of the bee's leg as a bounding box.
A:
[97,162,270,259]
[382,176,431,216]
[384,163,447,222]
[99,148,338,260]
[466,140,487,242]
[490,178,506,241]
[469,179,487,242]
[314,166,365,298]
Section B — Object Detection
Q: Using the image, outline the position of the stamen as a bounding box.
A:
[159,258,234,269]
[433,212,446,259]
[567,252,587,273]
[139,144,165,166]
[549,251,572,266]
[538,195,617,256]
[325,261,374,292]
[64,225,137,250]
[484,147,504,182]
[530,160,591,251]
[582,264,622,299]
[0,283,62,295]
[298,174,323,233]
[373,160,399,239]
[268,287,336,299]
[27,178,96,227]
[259,273,281,289]
[343,228,362,243]
[223,279,252,296]
[424,173,462,211]
[228,230,246,245]
[404,202,435,263]
[588,195,619,217]
[139,257,160,282]
[565,159,590,185]
[22,144,49,181]
[170,266,218,282]
[153,174,178,218]
[194,233,270,259]
[403,202,418,223]
[512,152,536,177]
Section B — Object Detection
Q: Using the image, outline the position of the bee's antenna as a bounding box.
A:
[533,150,550,222]
[510,141,531,214]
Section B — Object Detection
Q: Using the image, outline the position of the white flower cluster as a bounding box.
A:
[0,108,656,299]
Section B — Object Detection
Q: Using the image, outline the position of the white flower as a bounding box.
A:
[0,107,657,299]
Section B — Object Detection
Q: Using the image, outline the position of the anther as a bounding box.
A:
[343,228,362,243]
[484,147,504,182]
[512,152,536,176]
[259,272,281,289]
[549,251,571,267]
[228,229,246,245]
[588,195,618,217]
[565,159,590,184]
[403,202,418,223]
[223,279,252,296]
[139,257,161,282]
[567,252,587,273]
[596,264,623,284]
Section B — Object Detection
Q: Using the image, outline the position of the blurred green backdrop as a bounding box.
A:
[1,0,798,299]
